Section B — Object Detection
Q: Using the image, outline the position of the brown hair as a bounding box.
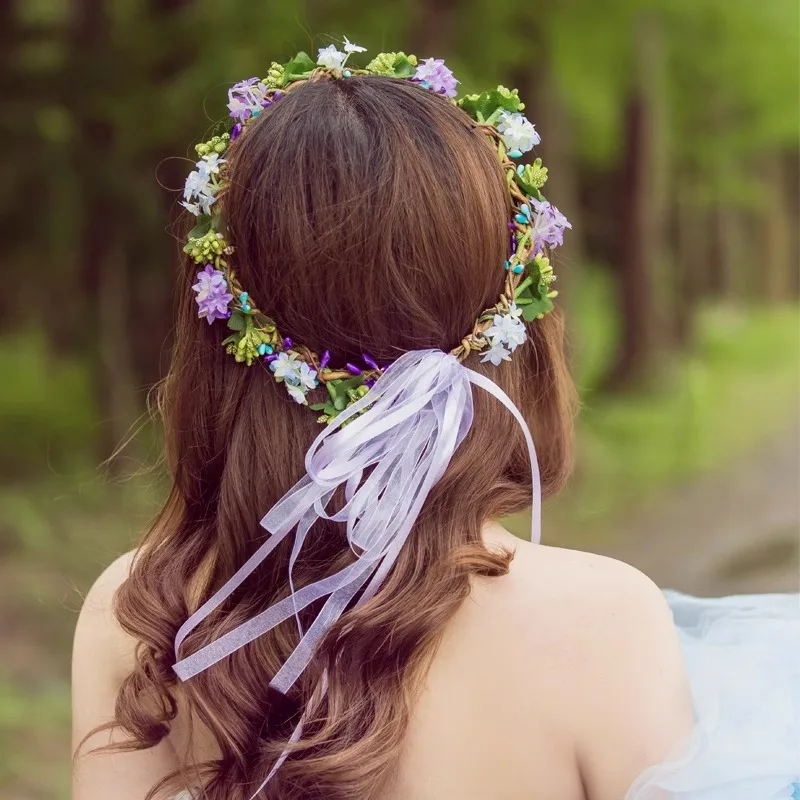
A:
[105,74,576,799]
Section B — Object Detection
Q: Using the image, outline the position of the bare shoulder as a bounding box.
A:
[475,525,677,645]
[470,525,693,799]
[73,550,139,682]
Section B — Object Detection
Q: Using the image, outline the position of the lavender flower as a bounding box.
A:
[227,77,269,123]
[192,265,233,323]
[530,199,572,253]
[413,58,458,98]
[497,112,541,154]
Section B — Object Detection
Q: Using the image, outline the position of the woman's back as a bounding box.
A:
[74,527,693,799]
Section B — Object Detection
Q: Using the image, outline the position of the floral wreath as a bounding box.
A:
[181,38,569,422]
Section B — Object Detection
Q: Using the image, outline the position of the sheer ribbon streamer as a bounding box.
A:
[172,347,541,695]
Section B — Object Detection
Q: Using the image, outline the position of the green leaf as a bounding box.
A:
[187,215,212,240]
[227,310,246,331]
[333,395,348,411]
[390,54,416,78]
[335,376,365,393]
[458,88,523,124]
[282,51,316,84]
[521,296,554,321]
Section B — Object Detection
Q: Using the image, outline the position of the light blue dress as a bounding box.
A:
[627,591,800,799]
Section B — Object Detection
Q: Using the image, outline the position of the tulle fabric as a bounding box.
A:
[627,591,800,800]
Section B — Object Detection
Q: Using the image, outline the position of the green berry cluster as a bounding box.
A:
[265,62,285,89]
[195,133,230,157]
[225,327,275,365]
[365,51,417,75]
[184,231,228,264]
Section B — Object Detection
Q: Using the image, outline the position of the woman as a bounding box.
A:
[72,43,799,800]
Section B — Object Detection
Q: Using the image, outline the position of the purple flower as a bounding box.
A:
[530,199,572,253]
[413,58,458,98]
[192,264,233,323]
[227,77,269,123]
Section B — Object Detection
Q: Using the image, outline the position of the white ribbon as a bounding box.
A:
[172,349,541,785]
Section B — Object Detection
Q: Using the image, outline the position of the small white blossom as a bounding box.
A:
[184,169,211,201]
[317,45,347,70]
[507,302,523,321]
[497,112,541,154]
[270,352,302,382]
[485,308,527,352]
[197,192,217,215]
[343,36,367,54]
[297,362,319,391]
[198,153,224,178]
[286,383,309,405]
[481,341,512,366]
[181,200,201,216]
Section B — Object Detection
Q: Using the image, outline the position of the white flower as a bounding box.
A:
[481,341,512,366]
[181,200,201,216]
[270,352,302,382]
[197,192,217,215]
[297,362,319,391]
[286,383,309,405]
[317,45,347,70]
[184,169,211,201]
[507,302,523,321]
[343,36,366,54]
[485,309,527,352]
[198,153,224,178]
[497,112,541,154]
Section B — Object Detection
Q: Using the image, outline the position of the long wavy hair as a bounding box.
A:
[100,74,577,799]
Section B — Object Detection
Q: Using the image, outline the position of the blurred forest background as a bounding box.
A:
[1,0,799,797]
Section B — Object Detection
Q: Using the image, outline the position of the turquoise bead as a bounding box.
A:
[257,344,268,356]
[264,344,273,354]
[515,214,527,224]
[252,109,260,117]
[512,264,524,274]
[509,149,523,158]
[517,165,525,176]
[242,304,251,312]
[239,292,249,303]
[343,69,352,77]
[504,260,511,270]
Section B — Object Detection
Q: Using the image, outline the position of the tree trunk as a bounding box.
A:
[69,0,140,467]
[602,14,669,390]
[761,154,795,302]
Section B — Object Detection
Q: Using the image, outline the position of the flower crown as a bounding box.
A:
[181,39,570,423]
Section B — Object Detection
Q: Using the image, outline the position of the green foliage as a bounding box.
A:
[310,375,370,421]
[0,333,97,477]
[457,85,524,123]
[281,51,317,84]
[514,254,557,320]
[514,158,548,196]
